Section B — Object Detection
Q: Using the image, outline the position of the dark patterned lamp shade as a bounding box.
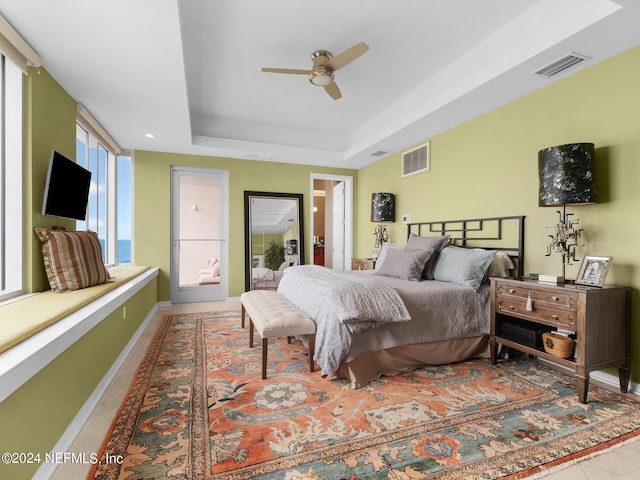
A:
[371,193,395,222]
[538,143,597,207]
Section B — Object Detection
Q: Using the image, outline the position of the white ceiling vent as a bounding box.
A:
[532,52,591,78]
[369,150,388,157]
[402,141,430,177]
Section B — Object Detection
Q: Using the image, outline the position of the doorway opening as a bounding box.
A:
[310,173,353,270]
[170,167,229,303]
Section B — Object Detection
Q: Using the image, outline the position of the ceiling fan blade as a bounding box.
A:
[323,81,342,100]
[262,67,310,75]
[325,42,369,71]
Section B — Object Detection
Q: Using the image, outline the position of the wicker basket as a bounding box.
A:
[542,332,574,359]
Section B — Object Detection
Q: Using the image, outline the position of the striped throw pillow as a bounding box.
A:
[34,227,111,293]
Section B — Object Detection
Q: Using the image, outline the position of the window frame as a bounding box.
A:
[0,55,23,302]
[75,121,131,267]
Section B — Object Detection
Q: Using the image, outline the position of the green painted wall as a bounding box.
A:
[252,233,283,256]
[24,67,77,293]
[356,44,640,381]
[133,151,356,300]
[0,277,158,480]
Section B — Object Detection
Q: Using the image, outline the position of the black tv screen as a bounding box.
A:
[42,150,92,221]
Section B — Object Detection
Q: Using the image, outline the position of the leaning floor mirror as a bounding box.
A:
[244,191,305,292]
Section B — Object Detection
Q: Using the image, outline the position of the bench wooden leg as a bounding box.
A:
[262,338,268,379]
[249,319,254,347]
[308,334,315,373]
[241,304,246,328]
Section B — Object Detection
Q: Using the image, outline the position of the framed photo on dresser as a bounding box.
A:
[575,255,612,287]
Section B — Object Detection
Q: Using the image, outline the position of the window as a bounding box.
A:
[0,55,24,301]
[76,109,131,266]
[117,155,132,264]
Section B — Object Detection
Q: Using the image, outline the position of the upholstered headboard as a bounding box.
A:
[407,215,525,277]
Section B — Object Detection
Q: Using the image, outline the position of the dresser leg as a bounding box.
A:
[490,340,498,365]
[576,374,589,404]
[618,365,631,393]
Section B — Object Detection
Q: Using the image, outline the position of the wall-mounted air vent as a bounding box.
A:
[402,142,430,177]
[532,52,591,78]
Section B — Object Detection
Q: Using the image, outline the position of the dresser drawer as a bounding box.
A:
[497,298,576,328]
[497,283,577,310]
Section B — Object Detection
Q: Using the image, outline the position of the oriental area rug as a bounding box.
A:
[89,311,640,480]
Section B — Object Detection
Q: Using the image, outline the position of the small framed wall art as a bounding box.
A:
[575,255,612,287]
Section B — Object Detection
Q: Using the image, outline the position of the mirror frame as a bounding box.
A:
[244,191,305,292]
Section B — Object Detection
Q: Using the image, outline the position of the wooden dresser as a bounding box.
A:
[313,246,324,266]
[351,258,376,270]
[490,277,631,403]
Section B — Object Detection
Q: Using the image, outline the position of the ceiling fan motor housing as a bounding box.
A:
[309,50,334,86]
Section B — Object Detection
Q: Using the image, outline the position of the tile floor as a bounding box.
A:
[52,301,640,480]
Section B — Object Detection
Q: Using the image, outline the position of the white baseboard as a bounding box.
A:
[591,369,639,396]
[540,358,639,396]
[32,301,162,480]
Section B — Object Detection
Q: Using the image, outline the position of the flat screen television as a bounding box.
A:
[42,150,92,221]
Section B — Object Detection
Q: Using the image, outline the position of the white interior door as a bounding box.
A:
[332,181,345,270]
[171,167,228,303]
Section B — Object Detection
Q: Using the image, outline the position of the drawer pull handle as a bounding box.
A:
[552,296,559,301]
[508,305,515,310]
[526,293,533,312]
[509,288,515,294]
[551,315,559,320]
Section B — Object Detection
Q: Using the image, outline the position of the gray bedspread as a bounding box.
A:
[342,271,491,363]
[277,265,410,376]
[277,266,490,377]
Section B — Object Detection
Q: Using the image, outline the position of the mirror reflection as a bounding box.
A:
[244,192,305,291]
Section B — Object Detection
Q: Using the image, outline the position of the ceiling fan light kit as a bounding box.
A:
[262,42,369,100]
[309,66,334,86]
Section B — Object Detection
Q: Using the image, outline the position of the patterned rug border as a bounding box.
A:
[89,311,241,479]
[89,310,640,480]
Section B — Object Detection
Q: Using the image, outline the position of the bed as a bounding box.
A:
[277,215,525,388]
[251,260,298,290]
[251,267,283,290]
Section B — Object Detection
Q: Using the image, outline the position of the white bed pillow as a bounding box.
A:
[374,243,404,270]
[433,246,496,291]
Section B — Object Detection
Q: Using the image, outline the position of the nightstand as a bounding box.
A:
[351,258,376,270]
[490,277,631,403]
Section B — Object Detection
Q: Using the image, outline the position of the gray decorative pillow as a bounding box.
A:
[376,247,436,282]
[405,233,450,279]
[433,246,497,290]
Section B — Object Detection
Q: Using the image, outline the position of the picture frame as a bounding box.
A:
[575,255,612,287]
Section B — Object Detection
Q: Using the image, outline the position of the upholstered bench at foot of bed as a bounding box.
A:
[240,290,316,379]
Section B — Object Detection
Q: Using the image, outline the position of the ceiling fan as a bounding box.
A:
[262,42,369,100]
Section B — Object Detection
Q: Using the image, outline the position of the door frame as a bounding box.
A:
[170,166,229,303]
[310,173,353,270]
